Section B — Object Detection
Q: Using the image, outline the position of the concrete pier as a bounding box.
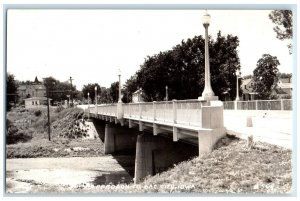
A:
[104,123,138,154]
[134,133,198,183]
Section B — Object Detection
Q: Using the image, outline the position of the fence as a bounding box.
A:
[223,99,292,110]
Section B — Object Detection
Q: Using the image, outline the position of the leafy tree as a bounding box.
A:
[82,83,101,104]
[278,72,292,79]
[253,54,280,100]
[269,10,293,54]
[123,31,241,101]
[43,77,77,103]
[99,87,113,103]
[6,73,19,110]
[109,82,119,103]
[243,74,253,79]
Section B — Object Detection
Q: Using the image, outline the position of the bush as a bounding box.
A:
[6,119,32,144]
[55,105,64,113]
[34,110,42,117]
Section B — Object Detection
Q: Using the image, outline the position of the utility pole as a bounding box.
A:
[69,76,74,106]
[46,85,51,141]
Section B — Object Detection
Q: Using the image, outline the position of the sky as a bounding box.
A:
[7,9,293,90]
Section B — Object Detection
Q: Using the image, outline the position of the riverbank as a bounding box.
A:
[6,136,292,194]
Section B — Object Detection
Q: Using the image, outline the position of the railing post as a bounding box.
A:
[255,100,258,110]
[139,103,142,120]
[173,99,177,124]
[153,101,157,121]
[281,99,284,110]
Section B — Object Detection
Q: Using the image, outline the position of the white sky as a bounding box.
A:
[7,9,293,90]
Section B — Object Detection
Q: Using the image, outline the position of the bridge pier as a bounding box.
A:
[104,123,139,154]
[134,133,198,184]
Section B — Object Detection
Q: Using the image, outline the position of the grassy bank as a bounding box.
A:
[6,107,105,158]
[25,136,292,194]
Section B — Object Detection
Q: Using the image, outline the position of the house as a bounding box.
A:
[17,76,46,102]
[241,78,257,101]
[132,89,144,103]
[24,97,50,109]
[271,77,292,98]
[241,77,292,100]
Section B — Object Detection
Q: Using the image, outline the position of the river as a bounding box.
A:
[6,155,135,193]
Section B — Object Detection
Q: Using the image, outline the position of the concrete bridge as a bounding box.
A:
[83,99,226,183]
[88,100,226,153]
[81,99,292,183]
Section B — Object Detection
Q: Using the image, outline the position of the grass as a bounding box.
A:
[6,107,105,158]
[21,136,292,194]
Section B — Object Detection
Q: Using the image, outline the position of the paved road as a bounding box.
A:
[6,156,133,193]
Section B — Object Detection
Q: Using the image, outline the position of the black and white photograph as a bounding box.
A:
[3,2,297,196]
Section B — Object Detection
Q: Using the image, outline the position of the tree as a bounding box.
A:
[123,31,241,101]
[7,73,19,110]
[82,83,101,104]
[109,82,119,103]
[253,54,280,100]
[43,77,77,103]
[269,10,293,54]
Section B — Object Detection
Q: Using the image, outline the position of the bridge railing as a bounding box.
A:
[94,104,117,116]
[122,99,202,127]
[223,99,292,110]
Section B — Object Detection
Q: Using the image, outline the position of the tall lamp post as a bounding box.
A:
[199,10,218,102]
[117,69,123,119]
[87,92,90,120]
[118,69,122,103]
[95,86,98,115]
[165,85,168,101]
[235,69,240,101]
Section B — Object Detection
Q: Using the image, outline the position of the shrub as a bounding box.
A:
[34,110,42,117]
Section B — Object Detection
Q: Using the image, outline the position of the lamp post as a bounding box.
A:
[95,86,98,115]
[87,92,90,120]
[118,69,122,103]
[165,85,168,101]
[117,69,123,119]
[199,10,217,101]
[235,69,240,101]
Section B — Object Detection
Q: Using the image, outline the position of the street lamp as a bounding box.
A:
[235,69,240,101]
[95,86,98,115]
[87,92,90,120]
[165,85,168,101]
[117,68,123,119]
[200,10,216,101]
[118,69,122,103]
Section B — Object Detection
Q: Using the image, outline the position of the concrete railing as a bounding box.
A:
[93,99,203,127]
[223,99,292,110]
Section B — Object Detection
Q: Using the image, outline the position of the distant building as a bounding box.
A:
[241,77,292,100]
[24,97,50,109]
[17,76,46,103]
[271,77,292,98]
[132,89,144,103]
[241,78,257,101]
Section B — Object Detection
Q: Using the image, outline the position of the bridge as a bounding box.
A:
[82,99,292,183]
[88,99,225,153]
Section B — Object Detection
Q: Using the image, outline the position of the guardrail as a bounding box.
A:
[223,99,292,110]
